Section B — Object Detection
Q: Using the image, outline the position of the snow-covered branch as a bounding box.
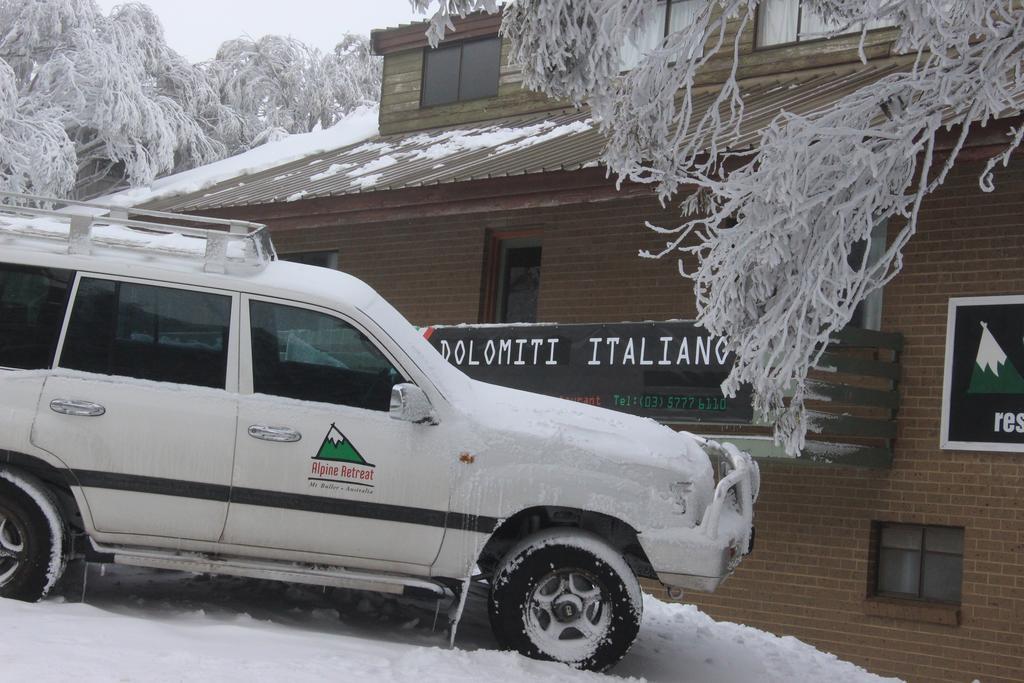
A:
[0,60,76,196]
[0,0,226,196]
[665,1,1024,452]
[414,0,1024,452]
[0,1,382,197]
[208,32,381,154]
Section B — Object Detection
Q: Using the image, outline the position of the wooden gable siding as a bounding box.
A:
[378,13,899,136]
[709,24,898,84]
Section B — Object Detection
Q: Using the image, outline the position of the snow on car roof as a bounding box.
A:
[0,207,375,309]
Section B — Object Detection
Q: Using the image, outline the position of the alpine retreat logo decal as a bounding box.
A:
[309,423,375,493]
[968,322,1024,394]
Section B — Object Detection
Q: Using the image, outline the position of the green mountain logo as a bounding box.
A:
[967,322,1024,394]
[313,424,373,467]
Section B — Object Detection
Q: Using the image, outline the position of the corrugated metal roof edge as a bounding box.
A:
[144,107,596,212]
[144,58,931,214]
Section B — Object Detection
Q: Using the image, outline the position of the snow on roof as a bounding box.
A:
[100,106,380,209]
[127,61,911,215]
[134,107,604,213]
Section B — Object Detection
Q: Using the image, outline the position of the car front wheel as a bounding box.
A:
[488,528,642,672]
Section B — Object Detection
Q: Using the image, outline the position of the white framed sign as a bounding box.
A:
[941,295,1024,452]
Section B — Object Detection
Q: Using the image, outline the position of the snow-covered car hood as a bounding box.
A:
[458,379,713,479]
[439,379,717,530]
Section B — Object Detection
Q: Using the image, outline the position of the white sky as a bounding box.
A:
[95,0,428,63]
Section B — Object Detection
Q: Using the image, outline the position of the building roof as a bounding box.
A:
[138,61,908,214]
[370,11,501,55]
[103,106,380,211]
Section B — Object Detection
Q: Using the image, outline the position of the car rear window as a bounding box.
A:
[60,278,232,389]
[0,263,73,370]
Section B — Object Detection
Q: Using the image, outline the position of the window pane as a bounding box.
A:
[881,524,923,551]
[877,547,921,596]
[0,264,72,370]
[500,246,542,324]
[759,0,894,46]
[250,301,404,411]
[922,552,963,603]
[59,278,116,374]
[799,3,845,38]
[422,44,461,107]
[925,527,964,555]
[846,237,869,328]
[459,38,500,101]
[847,221,887,330]
[758,0,798,46]
[620,0,667,70]
[61,279,231,389]
[668,0,701,33]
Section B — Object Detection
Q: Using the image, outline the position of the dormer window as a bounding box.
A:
[758,0,895,47]
[620,0,700,70]
[421,36,501,107]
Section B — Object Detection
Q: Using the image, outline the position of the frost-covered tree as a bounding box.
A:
[0,60,76,196]
[329,34,384,116]
[413,0,1024,453]
[0,1,381,197]
[208,35,334,149]
[208,33,381,152]
[0,0,228,197]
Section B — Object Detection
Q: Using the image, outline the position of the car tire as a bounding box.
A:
[488,528,642,672]
[0,474,67,602]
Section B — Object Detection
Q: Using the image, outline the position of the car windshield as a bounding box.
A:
[361,296,471,401]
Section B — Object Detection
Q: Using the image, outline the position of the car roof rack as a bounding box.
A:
[0,191,276,273]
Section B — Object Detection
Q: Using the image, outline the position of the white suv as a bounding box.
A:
[0,195,757,671]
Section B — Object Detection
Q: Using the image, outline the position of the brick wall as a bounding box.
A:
[268,193,693,327]
[686,159,1024,683]
[234,158,1023,683]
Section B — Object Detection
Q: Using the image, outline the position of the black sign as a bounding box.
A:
[942,296,1024,452]
[423,321,753,424]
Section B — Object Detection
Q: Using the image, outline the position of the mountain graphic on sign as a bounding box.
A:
[313,424,373,466]
[967,322,1024,394]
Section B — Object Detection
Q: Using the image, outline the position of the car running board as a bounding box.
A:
[90,541,453,599]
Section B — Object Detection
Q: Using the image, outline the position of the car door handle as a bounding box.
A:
[49,399,106,417]
[247,425,302,443]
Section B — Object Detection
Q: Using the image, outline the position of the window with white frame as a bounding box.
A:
[620,0,700,70]
[757,0,894,47]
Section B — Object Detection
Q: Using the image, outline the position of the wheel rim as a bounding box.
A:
[0,511,26,586]
[523,569,612,663]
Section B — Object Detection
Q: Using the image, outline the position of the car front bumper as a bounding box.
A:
[645,440,758,593]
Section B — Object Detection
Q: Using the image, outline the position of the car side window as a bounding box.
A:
[0,263,73,370]
[249,300,405,411]
[60,278,232,389]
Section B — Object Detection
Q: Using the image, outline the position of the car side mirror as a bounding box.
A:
[389,383,437,425]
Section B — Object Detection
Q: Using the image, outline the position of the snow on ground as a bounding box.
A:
[0,565,901,683]
[99,106,380,208]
